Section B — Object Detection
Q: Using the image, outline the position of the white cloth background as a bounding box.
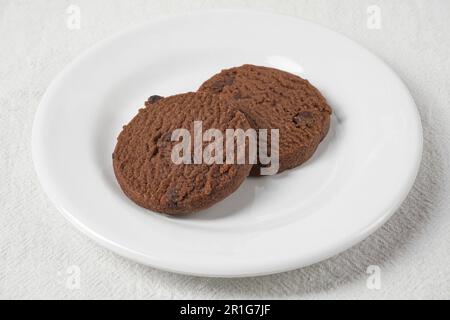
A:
[1,0,449,299]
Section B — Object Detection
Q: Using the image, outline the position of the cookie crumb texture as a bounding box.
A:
[199,64,332,175]
[113,92,252,214]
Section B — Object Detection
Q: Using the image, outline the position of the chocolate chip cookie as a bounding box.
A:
[112,92,253,214]
[199,64,332,175]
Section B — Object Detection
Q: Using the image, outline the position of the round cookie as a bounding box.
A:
[199,64,332,176]
[113,92,253,214]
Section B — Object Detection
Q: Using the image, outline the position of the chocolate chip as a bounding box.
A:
[145,95,163,106]
[161,132,172,142]
[166,189,178,208]
[293,111,315,128]
[156,132,172,146]
[155,132,173,158]
[210,75,235,93]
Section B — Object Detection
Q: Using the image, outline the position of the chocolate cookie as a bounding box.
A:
[113,92,253,214]
[199,64,332,176]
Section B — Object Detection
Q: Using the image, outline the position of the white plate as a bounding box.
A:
[32,11,422,277]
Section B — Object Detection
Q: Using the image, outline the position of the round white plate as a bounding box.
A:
[32,11,422,277]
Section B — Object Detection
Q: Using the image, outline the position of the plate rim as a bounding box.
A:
[32,9,423,277]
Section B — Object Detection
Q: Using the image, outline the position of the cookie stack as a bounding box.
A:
[113,64,332,214]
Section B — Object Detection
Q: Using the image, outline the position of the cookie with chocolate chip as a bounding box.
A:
[199,64,332,175]
[112,92,252,214]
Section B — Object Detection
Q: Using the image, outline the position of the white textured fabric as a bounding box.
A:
[1,0,449,299]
